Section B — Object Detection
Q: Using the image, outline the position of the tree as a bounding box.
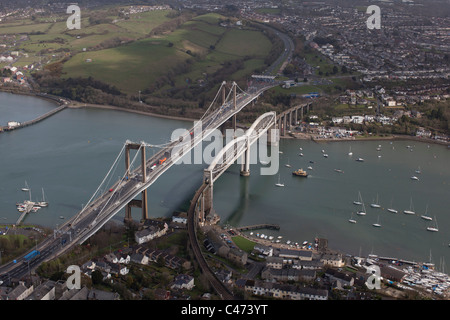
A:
[91,270,103,285]
[332,66,338,74]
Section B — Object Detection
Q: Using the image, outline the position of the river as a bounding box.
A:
[1,92,449,268]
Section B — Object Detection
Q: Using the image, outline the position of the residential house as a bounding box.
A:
[87,288,120,300]
[6,282,33,300]
[226,248,248,266]
[320,253,345,267]
[134,221,168,244]
[277,248,313,261]
[244,280,328,300]
[254,244,273,257]
[130,252,148,265]
[171,274,195,291]
[109,263,129,276]
[26,280,56,300]
[325,269,354,289]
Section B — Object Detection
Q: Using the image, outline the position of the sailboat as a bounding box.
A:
[348,212,357,224]
[370,194,381,208]
[372,216,381,227]
[403,197,415,215]
[348,146,353,156]
[275,174,284,187]
[23,189,36,206]
[420,205,432,221]
[415,166,422,174]
[357,200,367,216]
[285,157,291,168]
[37,188,49,207]
[21,181,30,192]
[353,191,363,205]
[387,198,398,213]
[426,216,438,232]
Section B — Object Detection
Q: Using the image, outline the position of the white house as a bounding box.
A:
[171,274,195,290]
[351,116,365,124]
[134,222,168,244]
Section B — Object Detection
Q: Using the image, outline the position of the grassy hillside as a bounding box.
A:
[62,12,273,96]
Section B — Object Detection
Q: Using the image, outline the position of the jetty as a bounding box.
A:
[0,104,67,132]
[16,203,34,225]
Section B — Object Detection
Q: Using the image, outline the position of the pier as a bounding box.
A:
[236,224,280,232]
[0,104,67,132]
[16,203,33,225]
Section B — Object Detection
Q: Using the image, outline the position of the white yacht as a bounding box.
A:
[357,201,367,216]
[275,174,284,187]
[21,181,30,192]
[410,176,419,181]
[426,217,438,232]
[353,191,363,205]
[370,194,381,208]
[372,216,381,228]
[403,198,416,215]
[421,205,432,221]
[37,188,48,207]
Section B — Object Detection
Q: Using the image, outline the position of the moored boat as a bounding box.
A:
[404,197,416,215]
[292,168,308,177]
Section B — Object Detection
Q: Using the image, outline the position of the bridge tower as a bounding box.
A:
[202,170,214,220]
[124,142,148,223]
[240,135,251,176]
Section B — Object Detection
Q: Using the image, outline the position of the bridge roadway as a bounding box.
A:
[0,84,274,284]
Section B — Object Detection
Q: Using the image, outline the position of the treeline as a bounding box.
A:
[149,12,195,37]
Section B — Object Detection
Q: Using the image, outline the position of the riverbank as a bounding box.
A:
[68,102,199,123]
[290,131,449,147]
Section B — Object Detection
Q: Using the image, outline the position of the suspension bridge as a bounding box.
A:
[0,80,278,286]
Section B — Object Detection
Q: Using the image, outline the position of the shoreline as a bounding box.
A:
[68,102,199,123]
[2,88,448,147]
[289,132,449,147]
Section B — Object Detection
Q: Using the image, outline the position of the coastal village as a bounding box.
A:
[1,212,449,300]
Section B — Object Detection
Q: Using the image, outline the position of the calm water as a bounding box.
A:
[214,138,450,267]
[1,92,449,267]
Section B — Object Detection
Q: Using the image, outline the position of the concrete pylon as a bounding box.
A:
[124,142,149,223]
[202,170,213,220]
[240,136,250,176]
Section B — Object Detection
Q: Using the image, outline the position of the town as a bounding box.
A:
[2,212,449,300]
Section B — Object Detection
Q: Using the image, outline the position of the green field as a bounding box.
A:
[2,8,275,101]
[63,38,188,93]
[62,12,273,94]
[231,236,256,254]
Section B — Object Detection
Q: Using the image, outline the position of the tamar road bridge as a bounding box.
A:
[0,80,277,288]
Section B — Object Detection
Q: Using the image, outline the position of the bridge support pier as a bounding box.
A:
[124,142,149,223]
[240,136,250,176]
[201,170,214,223]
